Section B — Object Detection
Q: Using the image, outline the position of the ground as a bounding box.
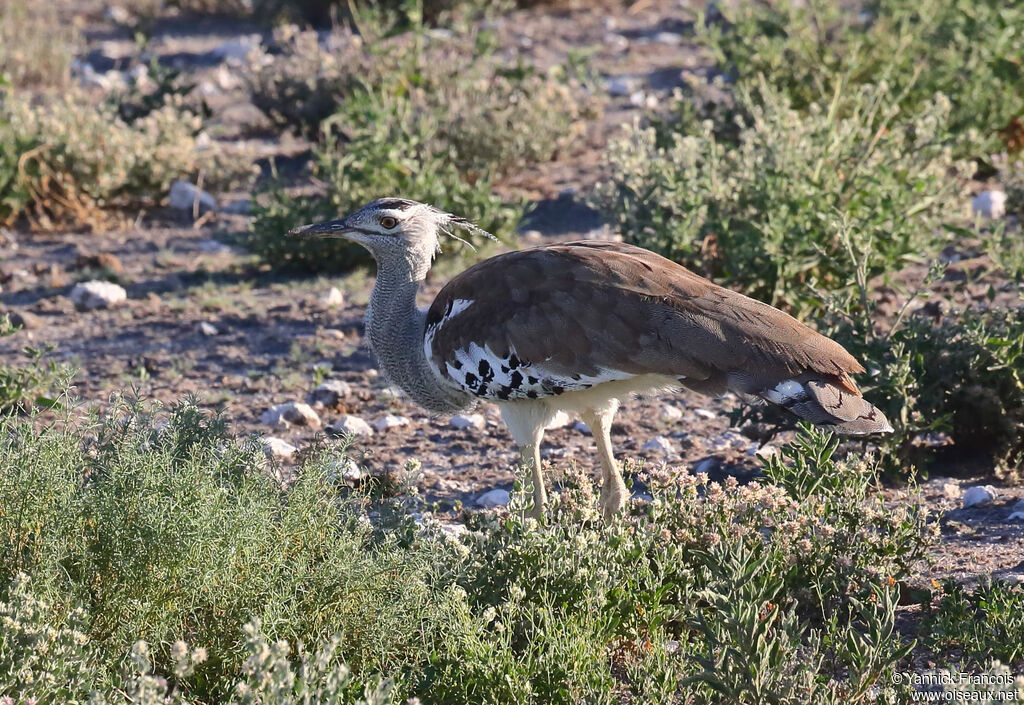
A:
[2,0,1022,594]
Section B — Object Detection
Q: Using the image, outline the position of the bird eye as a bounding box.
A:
[380,216,398,229]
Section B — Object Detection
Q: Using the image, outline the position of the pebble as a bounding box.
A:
[642,436,677,454]
[572,420,591,434]
[694,408,717,419]
[942,482,962,500]
[307,380,352,409]
[661,404,684,422]
[70,281,127,310]
[168,181,217,214]
[477,488,511,508]
[199,321,219,336]
[1010,498,1024,521]
[198,239,232,255]
[962,485,997,509]
[329,457,363,483]
[605,76,638,97]
[327,415,374,437]
[971,190,1007,219]
[693,457,717,474]
[450,413,486,430]
[320,287,344,307]
[438,523,469,540]
[7,311,42,329]
[375,414,411,432]
[263,437,297,460]
[261,402,322,429]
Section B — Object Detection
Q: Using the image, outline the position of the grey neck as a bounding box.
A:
[364,256,471,414]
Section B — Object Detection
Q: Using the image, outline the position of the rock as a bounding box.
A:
[642,436,677,454]
[962,485,997,509]
[168,181,217,214]
[70,281,127,310]
[450,413,485,430]
[605,76,638,97]
[328,457,363,483]
[572,420,591,434]
[653,31,683,45]
[263,437,297,460]
[477,488,511,508]
[211,35,261,63]
[261,402,321,429]
[307,380,352,409]
[199,321,219,336]
[971,190,1007,219]
[661,404,684,422]
[7,311,43,329]
[327,415,374,437]
[198,239,232,255]
[1009,511,1024,522]
[320,287,344,307]
[693,457,717,474]
[374,414,410,432]
[694,408,717,419]
[219,198,251,215]
[438,523,468,540]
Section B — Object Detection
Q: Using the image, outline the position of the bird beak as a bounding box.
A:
[287,218,352,239]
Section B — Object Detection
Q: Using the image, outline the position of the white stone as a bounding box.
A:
[450,413,485,430]
[693,457,717,474]
[70,280,127,310]
[211,35,261,62]
[374,414,410,432]
[661,404,684,422]
[307,380,352,409]
[1009,512,1024,522]
[327,415,374,437]
[329,457,363,483]
[198,239,232,255]
[263,437,296,460]
[653,31,682,45]
[105,5,132,23]
[546,410,572,430]
[261,402,321,429]
[169,181,217,213]
[320,287,344,307]
[694,408,717,419]
[642,436,677,454]
[477,488,511,508]
[572,420,591,434]
[199,321,218,336]
[972,190,1007,219]
[606,76,638,97]
[438,522,468,540]
[962,485,998,509]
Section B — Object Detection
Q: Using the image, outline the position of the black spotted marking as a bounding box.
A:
[508,354,521,369]
[527,390,538,399]
[527,376,538,385]
[509,370,524,389]
[478,360,494,382]
[374,198,418,211]
[500,365,510,374]
[497,387,511,400]
[464,372,478,388]
[450,359,463,370]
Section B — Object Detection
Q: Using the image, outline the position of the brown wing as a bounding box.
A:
[423,241,863,404]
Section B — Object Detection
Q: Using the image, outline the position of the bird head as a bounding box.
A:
[288,198,494,278]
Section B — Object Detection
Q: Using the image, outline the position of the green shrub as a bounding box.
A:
[697,0,1024,155]
[922,580,1024,667]
[594,80,966,316]
[245,22,595,272]
[0,315,72,413]
[0,90,255,230]
[0,1,76,89]
[0,397,934,703]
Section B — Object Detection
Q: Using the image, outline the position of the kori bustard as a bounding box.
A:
[290,198,892,521]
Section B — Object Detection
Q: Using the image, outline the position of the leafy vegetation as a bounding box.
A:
[0,400,931,703]
[696,0,1024,155]
[0,0,77,89]
[922,580,1024,667]
[245,19,595,272]
[0,315,72,414]
[0,90,254,230]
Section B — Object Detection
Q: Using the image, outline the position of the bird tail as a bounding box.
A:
[757,377,893,435]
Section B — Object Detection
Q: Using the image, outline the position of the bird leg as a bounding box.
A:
[519,442,547,522]
[581,405,627,522]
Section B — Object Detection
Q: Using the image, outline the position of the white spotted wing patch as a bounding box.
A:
[423,297,633,400]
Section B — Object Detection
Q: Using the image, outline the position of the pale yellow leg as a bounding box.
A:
[519,443,547,522]
[581,405,627,522]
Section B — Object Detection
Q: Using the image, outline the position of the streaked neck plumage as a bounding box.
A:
[363,246,472,414]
